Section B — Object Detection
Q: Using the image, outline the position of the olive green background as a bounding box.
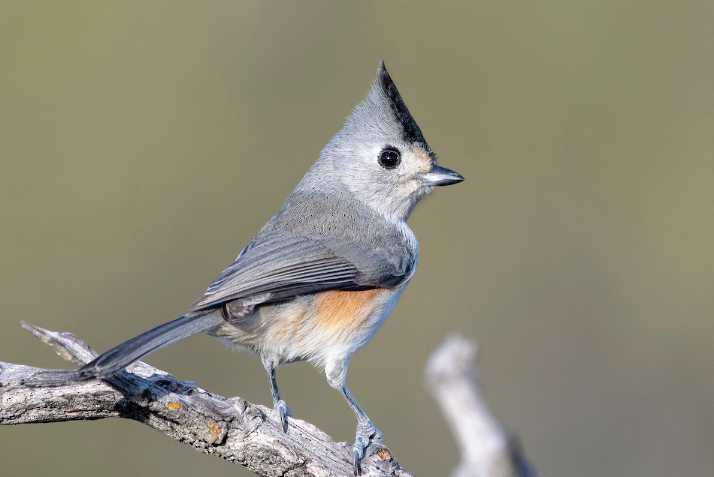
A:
[1,2,713,476]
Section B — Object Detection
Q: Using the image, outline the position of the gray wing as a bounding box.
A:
[189,236,413,311]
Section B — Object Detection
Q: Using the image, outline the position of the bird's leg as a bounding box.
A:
[326,360,382,475]
[342,385,383,474]
[262,357,291,432]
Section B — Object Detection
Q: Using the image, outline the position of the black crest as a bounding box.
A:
[378,61,430,151]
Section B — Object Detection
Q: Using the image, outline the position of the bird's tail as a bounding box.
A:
[76,310,224,380]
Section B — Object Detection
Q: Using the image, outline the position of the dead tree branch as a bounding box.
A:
[0,322,411,477]
[425,335,539,477]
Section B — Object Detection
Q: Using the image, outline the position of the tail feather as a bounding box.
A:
[76,310,224,380]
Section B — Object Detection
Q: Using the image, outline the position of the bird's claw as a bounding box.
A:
[352,420,382,475]
[275,399,291,432]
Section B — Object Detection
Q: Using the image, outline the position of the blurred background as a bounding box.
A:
[1,1,713,476]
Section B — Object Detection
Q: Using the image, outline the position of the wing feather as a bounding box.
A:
[189,237,403,311]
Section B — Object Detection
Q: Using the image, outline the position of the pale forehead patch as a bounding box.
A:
[409,147,434,174]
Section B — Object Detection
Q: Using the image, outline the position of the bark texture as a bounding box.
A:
[0,322,411,477]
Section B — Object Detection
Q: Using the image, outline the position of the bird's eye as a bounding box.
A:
[378,147,401,169]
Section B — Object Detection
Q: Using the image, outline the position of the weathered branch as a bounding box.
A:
[425,335,539,477]
[0,322,411,477]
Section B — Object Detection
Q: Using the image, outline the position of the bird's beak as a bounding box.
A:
[422,165,465,186]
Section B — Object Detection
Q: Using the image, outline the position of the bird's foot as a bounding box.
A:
[352,419,383,475]
[274,399,291,432]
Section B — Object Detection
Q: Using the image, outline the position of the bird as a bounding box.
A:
[77,60,463,474]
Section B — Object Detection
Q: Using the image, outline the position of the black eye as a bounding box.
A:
[378,147,401,169]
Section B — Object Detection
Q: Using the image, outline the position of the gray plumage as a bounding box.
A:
[76,61,463,475]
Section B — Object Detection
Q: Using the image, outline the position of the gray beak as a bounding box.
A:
[422,165,465,186]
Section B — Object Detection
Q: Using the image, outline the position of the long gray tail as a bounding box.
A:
[76,310,224,380]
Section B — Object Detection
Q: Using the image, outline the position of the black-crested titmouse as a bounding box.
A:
[78,61,463,474]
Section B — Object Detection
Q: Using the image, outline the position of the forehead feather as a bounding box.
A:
[376,61,429,150]
[342,62,431,152]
